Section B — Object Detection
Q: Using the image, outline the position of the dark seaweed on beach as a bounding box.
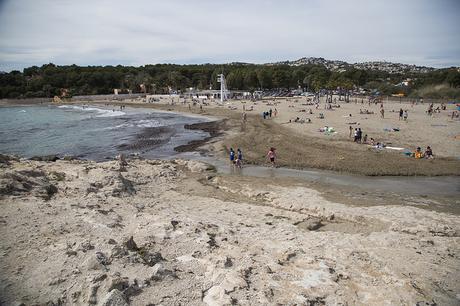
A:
[118,126,175,150]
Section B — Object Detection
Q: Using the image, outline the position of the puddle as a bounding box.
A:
[177,153,460,197]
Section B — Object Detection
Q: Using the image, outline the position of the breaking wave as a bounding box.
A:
[58,105,125,117]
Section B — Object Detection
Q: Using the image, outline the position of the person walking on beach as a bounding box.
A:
[269,108,272,118]
[403,110,408,121]
[274,108,278,117]
[399,108,403,120]
[236,148,243,168]
[267,147,277,167]
[229,148,235,165]
[349,126,353,138]
[380,108,385,118]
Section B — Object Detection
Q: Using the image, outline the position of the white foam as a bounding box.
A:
[136,119,162,128]
[58,105,126,117]
[97,110,125,117]
[101,119,163,131]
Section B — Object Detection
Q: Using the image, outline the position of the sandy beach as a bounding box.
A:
[75,96,460,176]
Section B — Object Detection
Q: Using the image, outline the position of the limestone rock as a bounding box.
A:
[98,289,128,306]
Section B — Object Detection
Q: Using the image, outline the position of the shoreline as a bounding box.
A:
[1,99,459,177]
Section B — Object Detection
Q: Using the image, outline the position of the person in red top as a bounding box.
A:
[267,147,277,167]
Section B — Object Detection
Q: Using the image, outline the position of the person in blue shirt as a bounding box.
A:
[229,148,235,164]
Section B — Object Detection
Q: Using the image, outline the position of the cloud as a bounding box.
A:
[0,0,459,71]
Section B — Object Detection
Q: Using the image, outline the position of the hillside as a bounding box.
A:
[269,57,439,74]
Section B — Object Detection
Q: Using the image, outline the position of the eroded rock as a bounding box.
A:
[98,289,128,306]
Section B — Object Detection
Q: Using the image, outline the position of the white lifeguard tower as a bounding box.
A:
[217,73,228,102]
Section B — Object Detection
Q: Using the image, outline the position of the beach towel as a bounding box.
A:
[386,146,405,151]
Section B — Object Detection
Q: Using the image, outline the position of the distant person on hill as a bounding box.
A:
[267,147,277,167]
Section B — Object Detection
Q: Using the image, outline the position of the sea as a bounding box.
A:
[0,105,211,160]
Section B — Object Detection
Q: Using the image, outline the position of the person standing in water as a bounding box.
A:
[236,148,243,168]
[267,147,277,167]
[229,148,235,165]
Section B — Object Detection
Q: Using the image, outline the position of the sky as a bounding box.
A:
[0,0,459,71]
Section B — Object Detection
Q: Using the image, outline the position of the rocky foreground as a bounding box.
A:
[0,156,460,305]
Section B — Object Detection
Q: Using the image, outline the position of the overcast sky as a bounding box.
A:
[0,0,459,71]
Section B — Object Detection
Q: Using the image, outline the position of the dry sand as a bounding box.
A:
[1,157,460,305]
[100,95,460,158]
[208,96,460,158]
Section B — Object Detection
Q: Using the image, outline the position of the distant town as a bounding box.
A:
[268,57,447,74]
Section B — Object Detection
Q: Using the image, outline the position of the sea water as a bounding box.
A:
[0,105,210,160]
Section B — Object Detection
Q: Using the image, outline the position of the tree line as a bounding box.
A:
[0,62,459,99]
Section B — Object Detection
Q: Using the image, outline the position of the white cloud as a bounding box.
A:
[0,0,459,71]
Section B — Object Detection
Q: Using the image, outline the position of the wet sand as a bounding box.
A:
[174,120,226,152]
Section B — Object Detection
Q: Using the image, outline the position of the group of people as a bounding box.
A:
[398,108,409,121]
[229,147,278,168]
[350,126,368,144]
[414,146,434,159]
[229,148,244,168]
[262,108,277,119]
[291,117,311,123]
